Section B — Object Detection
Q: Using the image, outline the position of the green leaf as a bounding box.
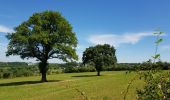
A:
[155,38,163,44]
[152,54,160,59]
[167,89,170,93]
[159,31,164,34]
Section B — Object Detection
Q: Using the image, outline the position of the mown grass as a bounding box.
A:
[0,71,143,100]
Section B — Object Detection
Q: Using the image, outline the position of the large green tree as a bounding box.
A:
[82,44,117,76]
[6,11,78,82]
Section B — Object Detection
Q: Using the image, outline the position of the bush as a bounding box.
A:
[0,73,3,79]
[137,72,170,99]
[22,70,34,77]
[3,72,13,78]
[64,66,95,73]
[138,60,170,70]
[0,68,3,78]
[114,63,140,71]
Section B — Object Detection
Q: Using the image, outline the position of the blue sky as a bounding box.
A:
[0,0,170,63]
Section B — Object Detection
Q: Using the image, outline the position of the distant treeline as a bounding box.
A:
[0,61,170,79]
[0,62,28,67]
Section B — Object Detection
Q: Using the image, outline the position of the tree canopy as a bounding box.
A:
[6,11,78,82]
[82,44,117,76]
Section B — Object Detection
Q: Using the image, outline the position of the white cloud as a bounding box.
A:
[88,32,154,47]
[0,43,7,51]
[0,25,14,33]
[76,45,88,62]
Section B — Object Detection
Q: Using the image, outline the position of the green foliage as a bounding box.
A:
[2,71,13,79]
[155,38,163,44]
[152,54,160,60]
[82,44,117,76]
[64,66,96,73]
[139,59,158,70]
[139,60,170,70]
[0,65,39,79]
[47,64,63,74]
[153,31,163,62]
[136,31,170,99]
[6,11,78,82]
[115,63,140,71]
[0,62,28,68]
[137,72,170,100]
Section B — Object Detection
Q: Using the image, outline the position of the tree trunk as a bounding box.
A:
[41,71,47,82]
[97,71,100,76]
[39,61,48,82]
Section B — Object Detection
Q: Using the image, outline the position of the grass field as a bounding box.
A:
[0,71,143,100]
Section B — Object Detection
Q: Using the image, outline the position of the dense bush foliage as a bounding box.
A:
[138,60,170,70]
[0,62,28,68]
[64,66,96,73]
[114,63,140,71]
[0,65,39,79]
[137,72,170,99]
[0,62,62,79]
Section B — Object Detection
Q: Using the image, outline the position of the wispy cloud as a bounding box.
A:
[0,43,7,51]
[160,45,170,51]
[76,45,89,62]
[0,25,14,33]
[88,32,154,47]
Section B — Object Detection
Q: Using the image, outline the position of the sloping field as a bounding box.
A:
[0,71,143,100]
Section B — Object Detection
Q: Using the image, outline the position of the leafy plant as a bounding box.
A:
[6,11,78,82]
[137,72,170,100]
[123,31,169,100]
[82,44,117,76]
[136,31,170,100]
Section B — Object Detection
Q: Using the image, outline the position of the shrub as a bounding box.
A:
[3,72,13,78]
[64,66,95,73]
[137,72,170,99]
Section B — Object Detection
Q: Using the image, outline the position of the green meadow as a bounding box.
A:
[0,71,143,100]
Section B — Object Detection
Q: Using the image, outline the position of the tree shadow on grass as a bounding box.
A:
[72,75,99,77]
[0,80,61,87]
